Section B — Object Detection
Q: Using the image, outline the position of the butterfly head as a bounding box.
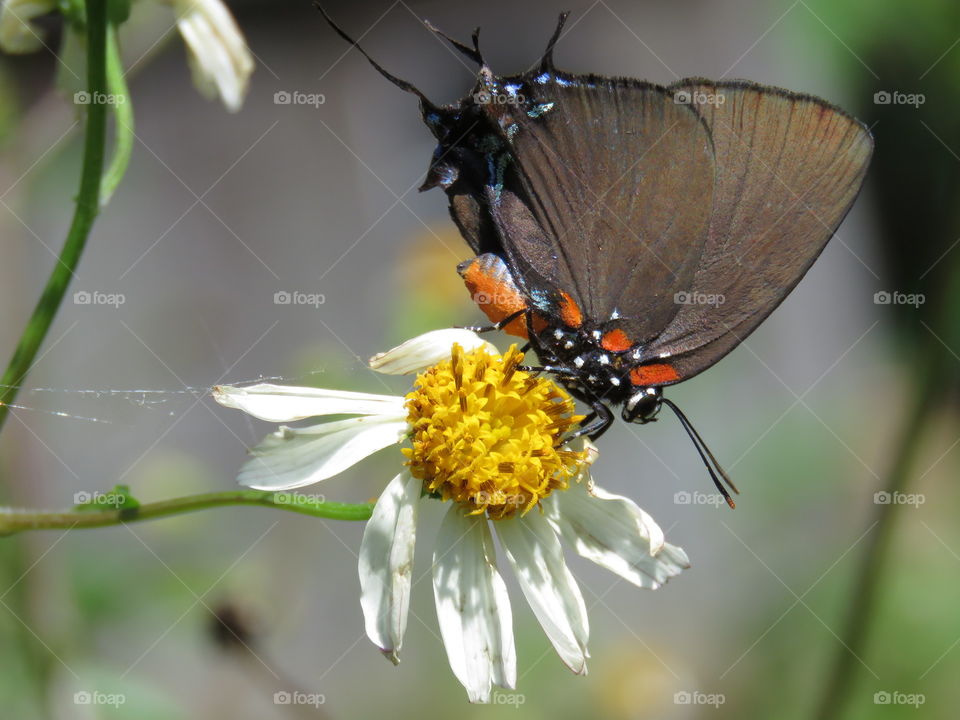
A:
[622,387,662,424]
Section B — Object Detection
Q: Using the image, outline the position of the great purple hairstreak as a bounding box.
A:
[319,8,874,507]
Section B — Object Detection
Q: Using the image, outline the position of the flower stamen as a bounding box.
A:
[403,343,586,519]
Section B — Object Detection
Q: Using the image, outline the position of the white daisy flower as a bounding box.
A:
[214,328,689,703]
[165,0,254,112]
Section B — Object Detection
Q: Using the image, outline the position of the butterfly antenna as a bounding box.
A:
[539,11,570,72]
[315,3,439,111]
[661,398,739,509]
[663,398,739,494]
[424,20,485,66]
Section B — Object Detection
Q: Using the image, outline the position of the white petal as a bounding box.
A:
[359,472,420,664]
[236,416,408,490]
[369,329,498,375]
[433,507,516,703]
[213,383,406,422]
[496,511,589,674]
[174,0,254,112]
[545,479,690,589]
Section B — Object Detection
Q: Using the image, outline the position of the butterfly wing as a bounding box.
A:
[631,79,874,382]
[481,73,716,341]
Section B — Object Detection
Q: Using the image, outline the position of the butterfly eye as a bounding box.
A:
[622,388,661,424]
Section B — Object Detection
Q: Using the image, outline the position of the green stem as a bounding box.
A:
[814,359,940,720]
[0,491,374,535]
[0,0,109,433]
[99,23,133,206]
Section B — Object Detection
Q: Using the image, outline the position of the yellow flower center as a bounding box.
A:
[403,343,586,519]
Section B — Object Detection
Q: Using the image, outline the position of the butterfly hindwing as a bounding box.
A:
[632,80,874,382]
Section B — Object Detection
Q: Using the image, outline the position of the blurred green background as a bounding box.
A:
[0,0,957,718]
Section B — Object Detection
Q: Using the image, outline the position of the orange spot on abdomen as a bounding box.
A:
[630,363,680,386]
[459,255,530,338]
[600,328,632,352]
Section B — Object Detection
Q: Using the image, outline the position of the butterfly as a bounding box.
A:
[320,8,874,506]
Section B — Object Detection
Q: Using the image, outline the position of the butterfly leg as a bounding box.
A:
[518,363,576,376]
[562,399,614,444]
[457,309,525,334]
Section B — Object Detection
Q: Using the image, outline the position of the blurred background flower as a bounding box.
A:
[0,0,58,54]
[0,1,956,718]
[165,0,253,112]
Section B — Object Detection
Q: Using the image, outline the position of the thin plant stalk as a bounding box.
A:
[0,0,109,433]
[0,490,375,535]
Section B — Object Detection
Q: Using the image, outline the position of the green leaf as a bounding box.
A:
[98,25,133,206]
